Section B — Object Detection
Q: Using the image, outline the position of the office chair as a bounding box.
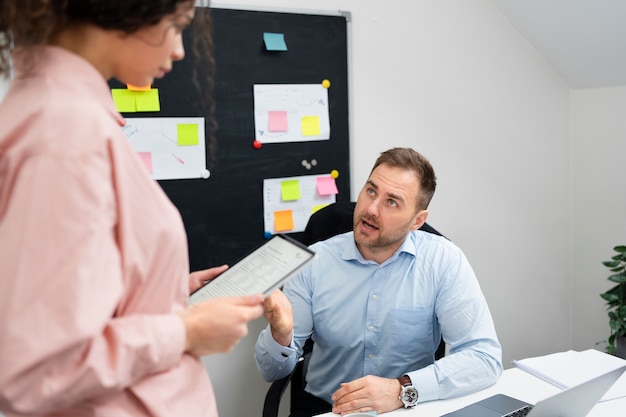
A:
[262,201,446,417]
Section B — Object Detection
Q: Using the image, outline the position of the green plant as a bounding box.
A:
[600,245,626,355]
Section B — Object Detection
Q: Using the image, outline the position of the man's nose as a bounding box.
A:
[366,199,380,217]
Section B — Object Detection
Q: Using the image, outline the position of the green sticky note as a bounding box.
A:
[111,89,137,113]
[177,123,199,146]
[281,179,301,201]
[301,115,321,136]
[135,89,161,112]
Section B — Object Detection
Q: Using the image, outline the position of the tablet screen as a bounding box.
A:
[189,234,315,305]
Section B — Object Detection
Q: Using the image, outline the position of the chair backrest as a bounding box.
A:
[262,201,446,417]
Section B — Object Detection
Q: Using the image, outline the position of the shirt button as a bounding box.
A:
[368,354,374,359]
[372,294,378,300]
[369,325,375,331]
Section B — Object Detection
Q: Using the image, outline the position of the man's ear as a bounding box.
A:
[410,210,429,231]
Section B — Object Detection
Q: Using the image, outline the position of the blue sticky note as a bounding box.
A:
[263,32,288,51]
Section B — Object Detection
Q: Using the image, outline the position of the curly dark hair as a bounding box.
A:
[0,0,217,161]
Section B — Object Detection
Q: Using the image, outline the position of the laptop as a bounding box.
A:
[441,364,626,417]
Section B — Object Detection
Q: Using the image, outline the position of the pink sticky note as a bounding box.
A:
[137,152,153,174]
[268,111,288,132]
[316,176,338,196]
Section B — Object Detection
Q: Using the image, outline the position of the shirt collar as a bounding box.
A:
[12,45,123,125]
[341,231,417,266]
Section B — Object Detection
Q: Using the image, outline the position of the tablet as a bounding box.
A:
[189,234,315,305]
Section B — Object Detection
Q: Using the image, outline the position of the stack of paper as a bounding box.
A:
[512,349,626,401]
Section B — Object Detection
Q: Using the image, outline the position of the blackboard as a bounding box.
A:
[110,6,351,270]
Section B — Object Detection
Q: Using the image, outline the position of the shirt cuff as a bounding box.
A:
[151,314,187,371]
[407,366,439,403]
[261,326,297,362]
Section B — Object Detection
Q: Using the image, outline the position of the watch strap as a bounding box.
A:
[397,374,412,387]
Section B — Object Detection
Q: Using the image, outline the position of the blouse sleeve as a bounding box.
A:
[0,150,185,414]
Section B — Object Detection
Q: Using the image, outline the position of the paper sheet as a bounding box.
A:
[121,117,207,180]
[263,174,337,234]
[253,84,330,143]
[512,349,626,401]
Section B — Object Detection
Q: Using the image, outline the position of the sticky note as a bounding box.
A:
[111,89,136,113]
[274,210,294,232]
[177,123,199,146]
[135,89,160,112]
[268,111,288,132]
[281,179,301,201]
[301,116,321,136]
[317,176,338,196]
[263,32,288,51]
[137,152,153,174]
[127,84,151,91]
[312,203,330,214]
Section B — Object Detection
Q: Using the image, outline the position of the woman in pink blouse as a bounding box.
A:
[0,1,264,416]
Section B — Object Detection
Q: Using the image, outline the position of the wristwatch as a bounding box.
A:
[397,374,418,408]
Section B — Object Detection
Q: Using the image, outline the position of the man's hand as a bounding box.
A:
[331,375,403,415]
[263,289,293,346]
[188,265,229,294]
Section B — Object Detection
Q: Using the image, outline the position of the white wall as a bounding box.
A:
[2,1,622,417]
[571,86,626,351]
[207,1,572,415]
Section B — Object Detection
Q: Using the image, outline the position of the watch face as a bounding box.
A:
[401,386,418,406]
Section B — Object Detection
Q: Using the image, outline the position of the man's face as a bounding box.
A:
[353,163,427,262]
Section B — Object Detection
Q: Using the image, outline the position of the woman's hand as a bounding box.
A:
[178,294,264,356]
[188,265,228,294]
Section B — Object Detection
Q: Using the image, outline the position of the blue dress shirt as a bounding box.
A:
[254,230,502,404]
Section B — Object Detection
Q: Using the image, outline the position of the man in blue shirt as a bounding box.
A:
[255,148,502,416]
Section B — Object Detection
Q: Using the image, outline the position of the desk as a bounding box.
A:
[316,368,626,416]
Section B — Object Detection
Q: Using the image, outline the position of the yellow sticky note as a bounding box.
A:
[312,204,330,214]
[111,89,137,113]
[274,210,294,232]
[301,115,321,136]
[135,89,160,112]
[177,124,199,146]
[281,179,301,201]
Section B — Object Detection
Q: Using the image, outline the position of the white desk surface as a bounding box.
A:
[316,367,626,416]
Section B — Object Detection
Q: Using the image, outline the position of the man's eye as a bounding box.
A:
[367,188,375,195]
[388,200,397,207]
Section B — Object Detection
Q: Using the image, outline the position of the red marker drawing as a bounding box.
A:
[172,153,185,164]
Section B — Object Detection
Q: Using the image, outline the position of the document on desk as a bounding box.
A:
[189,234,315,305]
[512,349,626,401]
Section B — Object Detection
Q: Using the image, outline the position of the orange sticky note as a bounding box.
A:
[274,210,294,232]
[127,84,151,91]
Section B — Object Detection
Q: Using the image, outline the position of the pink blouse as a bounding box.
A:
[0,46,217,416]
